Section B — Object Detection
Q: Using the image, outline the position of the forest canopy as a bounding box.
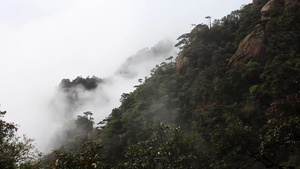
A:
[1,0,300,168]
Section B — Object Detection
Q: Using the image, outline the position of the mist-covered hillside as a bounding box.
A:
[1,0,300,168]
[45,40,176,152]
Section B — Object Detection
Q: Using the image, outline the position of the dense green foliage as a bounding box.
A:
[2,0,300,168]
[44,1,300,168]
[60,76,103,90]
[0,111,42,169]
[97,1,299,168]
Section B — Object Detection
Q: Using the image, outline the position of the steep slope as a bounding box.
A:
[45,0,300,168]
[43,40,176,163]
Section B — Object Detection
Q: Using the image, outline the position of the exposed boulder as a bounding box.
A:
[261,0,276,20]
[176,52,190,74]
[228,24,266,67]
[190,24,209,42]
[228,0,297,67]
[261,0,285,20]
[175,24,209,74]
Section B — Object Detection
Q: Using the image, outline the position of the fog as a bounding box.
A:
[46,40,176,152]
[0,0,252,152]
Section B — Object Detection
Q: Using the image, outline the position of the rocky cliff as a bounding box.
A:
[229,0,299,67]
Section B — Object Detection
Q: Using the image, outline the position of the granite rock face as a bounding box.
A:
[229,0,298,67]
[228,24,266,66]
[176,52,190,74]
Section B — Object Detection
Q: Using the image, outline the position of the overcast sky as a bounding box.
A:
[0,0,252,152]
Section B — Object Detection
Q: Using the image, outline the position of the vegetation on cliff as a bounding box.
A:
[1,0,300,168]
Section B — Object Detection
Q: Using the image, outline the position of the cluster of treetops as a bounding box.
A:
[1,0,299,168]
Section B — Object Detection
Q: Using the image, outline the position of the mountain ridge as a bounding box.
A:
[1,0,299,168]
[45,0,300,168]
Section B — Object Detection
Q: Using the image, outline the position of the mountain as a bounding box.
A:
[45,40,176,153]
[1,0,299,168]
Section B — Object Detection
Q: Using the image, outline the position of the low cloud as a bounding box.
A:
[43,40,177,153]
